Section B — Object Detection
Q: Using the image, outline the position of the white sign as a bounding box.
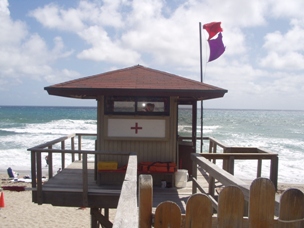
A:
[107,119,166,138]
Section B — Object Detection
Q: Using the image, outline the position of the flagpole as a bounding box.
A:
[199,22,203,152]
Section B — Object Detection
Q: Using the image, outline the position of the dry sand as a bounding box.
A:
[0,171,116,228]
[1,170,303,228]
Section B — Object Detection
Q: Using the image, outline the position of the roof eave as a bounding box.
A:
[44,87,228,100]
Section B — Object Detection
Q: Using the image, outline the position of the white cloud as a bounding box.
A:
[44,68,81,84]
[260,52,304,71]
[0,0,74,87]
[269,0,304,19]
[0,0,9,15]
[260,20,304,70]
[77,26,141,64]
[29,3,85,32]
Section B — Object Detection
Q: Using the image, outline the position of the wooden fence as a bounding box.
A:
[139,175,304,228]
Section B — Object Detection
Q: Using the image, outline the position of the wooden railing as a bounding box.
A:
[27,133,134,206]
[28,133,97,179]
[182,136,279,189]
[139,175,304,227]
[191,154,287,218]
[112,154,138,228]
[207,137,279,188]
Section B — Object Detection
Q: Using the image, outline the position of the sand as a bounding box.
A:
[1,170,303,228]
[0,171,116,228]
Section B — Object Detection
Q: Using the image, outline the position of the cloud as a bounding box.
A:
[44,68,81,84]
[77,26,141,64]
[260,20,304,70]
[29,0,125,32]
[269,0,304,19]
[0,0,74,88]
[29,3,85,32]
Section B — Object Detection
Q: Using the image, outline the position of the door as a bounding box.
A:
[177,101,197,175]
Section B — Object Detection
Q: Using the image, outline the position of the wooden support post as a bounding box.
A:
[90,208,113,228]
[78,134,82,160]
[71,137,75,162]
[192,155,197,194]
[48,146,53,179]
[222,148,228,171]
[36,151,43,205]
[208,176,215,198]
[228,156,235,175]
[270,156,278,190]
[82,153,88,207]
[212,143,217,164]
[208,140,213,154]
[61,141,65,169]
[257,159,262,178]
[31,151,36,189]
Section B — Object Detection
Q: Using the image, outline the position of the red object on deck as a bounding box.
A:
[2,186,26,192]
[0,192,5,208]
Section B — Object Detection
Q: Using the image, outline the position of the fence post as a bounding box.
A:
[279,188,304,228]
[154,201,181,228]
[249,178,275,227]
[218,186,244,227]
[185,193,212,228]
[138,175,153,228]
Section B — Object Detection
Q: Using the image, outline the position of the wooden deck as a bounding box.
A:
[33,161,121,208]
[33,161,209,212]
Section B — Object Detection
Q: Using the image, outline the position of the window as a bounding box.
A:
[105,96,170,115]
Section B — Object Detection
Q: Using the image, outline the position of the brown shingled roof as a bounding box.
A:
[45,65,227,100]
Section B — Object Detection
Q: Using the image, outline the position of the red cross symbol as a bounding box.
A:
[130,122,142,134]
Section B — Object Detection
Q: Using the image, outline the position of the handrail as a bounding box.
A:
[191,154,281,216]
[182,136,279,189]
[29,133,91,205]
[113,153,138,228]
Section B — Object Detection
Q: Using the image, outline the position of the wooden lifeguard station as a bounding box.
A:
[45,65,227,184]
[28,65,303,227]
[30,65,225,225]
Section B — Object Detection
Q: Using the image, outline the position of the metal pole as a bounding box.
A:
[199,22,204,152]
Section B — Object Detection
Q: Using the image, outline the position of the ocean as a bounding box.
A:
[0,106,303,184]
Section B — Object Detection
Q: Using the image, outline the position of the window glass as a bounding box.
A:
[105,96,169,115]
[113,101,135,112]
[137,101,164,112]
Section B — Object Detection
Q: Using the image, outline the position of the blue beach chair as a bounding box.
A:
[7,167,15,178]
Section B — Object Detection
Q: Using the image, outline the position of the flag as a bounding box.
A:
[203,22,223,40]
[208,32,225,62]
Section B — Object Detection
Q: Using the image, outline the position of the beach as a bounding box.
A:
[1,171,303,228]
[0,172,117,228]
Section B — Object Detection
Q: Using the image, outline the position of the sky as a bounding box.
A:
[0,0,304,110]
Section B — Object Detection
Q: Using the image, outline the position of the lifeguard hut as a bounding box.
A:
[28,65,285,227]
[45,65,227,184]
